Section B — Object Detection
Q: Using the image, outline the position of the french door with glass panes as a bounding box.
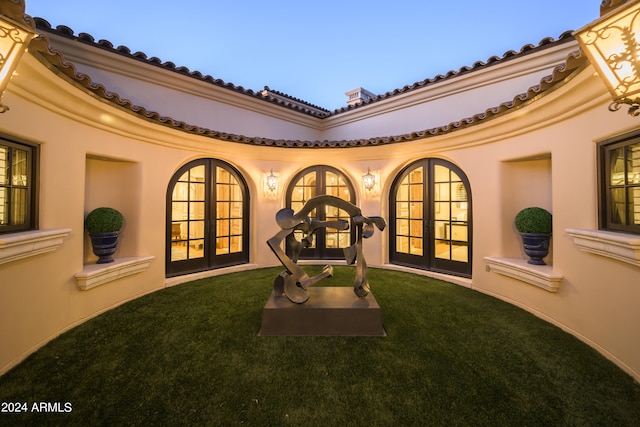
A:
[390,159,472,277]
[286,166,355,259]
[166,159,249,276]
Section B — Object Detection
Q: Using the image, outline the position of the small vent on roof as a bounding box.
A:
[345,87,375,106]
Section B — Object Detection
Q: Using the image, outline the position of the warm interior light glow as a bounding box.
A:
[0,14,35,112]
[575,1,640,114]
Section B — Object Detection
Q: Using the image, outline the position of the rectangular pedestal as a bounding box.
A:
[258,286,386,336]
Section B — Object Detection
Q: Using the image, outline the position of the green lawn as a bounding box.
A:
[1,266,639,426]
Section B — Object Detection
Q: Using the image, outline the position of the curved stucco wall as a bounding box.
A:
[1,43,639,383]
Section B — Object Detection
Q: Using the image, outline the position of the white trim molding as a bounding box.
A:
[75,256,155,290]
[484,257,563,292]
[0,229,72,265]
[566,228,640,267]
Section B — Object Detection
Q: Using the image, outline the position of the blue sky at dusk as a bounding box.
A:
[25,0,597,110]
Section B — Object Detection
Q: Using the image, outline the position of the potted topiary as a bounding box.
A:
[515,207,552,265]
[85,207,124,264]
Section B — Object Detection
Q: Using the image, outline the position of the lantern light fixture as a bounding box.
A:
[362,167,375,191]
[0,5,36,113]
[266,169,278,192]
[574,0,640,116]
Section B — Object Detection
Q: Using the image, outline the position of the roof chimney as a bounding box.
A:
[345,87,375,106]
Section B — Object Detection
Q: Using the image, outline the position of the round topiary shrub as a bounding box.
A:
[515,207,552,234]
[85,207,124,234]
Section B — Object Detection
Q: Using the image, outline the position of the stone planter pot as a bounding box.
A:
[520,232,551,265]
[89,231,120,264]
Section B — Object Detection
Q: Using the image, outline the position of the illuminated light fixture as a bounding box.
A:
[574,0,640,116]
[362,167,375,191]
[0,1,36,113]
[266,169,278,192]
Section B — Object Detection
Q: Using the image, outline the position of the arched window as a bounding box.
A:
[166,159,249,276]
[390,159,472,277]
[286,166,355,259]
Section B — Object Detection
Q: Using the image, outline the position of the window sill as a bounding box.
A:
[484,257,563,292]
[0,228,72,265]
[75,256,155,290]
[566,228,640,267]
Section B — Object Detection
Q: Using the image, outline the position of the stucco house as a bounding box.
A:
[1,0,639,382]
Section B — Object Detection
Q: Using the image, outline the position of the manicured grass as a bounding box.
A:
[1,266,639,425]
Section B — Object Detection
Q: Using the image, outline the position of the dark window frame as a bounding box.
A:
[0,136,38,234]
[598,131,640,235]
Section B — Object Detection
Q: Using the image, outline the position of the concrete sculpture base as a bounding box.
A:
[258,287,386,336]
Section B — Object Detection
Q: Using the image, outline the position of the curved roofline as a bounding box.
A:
[26,17,587,148]
[34,17,577,117]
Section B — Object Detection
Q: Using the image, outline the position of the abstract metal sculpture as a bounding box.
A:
[267,195,386,303]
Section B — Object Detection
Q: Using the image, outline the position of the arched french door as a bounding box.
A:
[166,159,249,277]
[390,159,472,277]
[286,166,356,259]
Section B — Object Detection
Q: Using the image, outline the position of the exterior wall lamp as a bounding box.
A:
[575,0,640,116]
[0,1,36,113]
[266,169,278,192]
[362,167,376,191]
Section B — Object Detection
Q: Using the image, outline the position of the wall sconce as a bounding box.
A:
[0,5,36,113]
[362,167,376,191]
[574,1,640,116]
[266,169,278,192]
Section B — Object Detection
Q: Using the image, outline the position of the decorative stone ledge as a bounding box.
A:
[484,257,563,292]
[0,228,72,265]
[566,228,640,267]
[75,256,155,290]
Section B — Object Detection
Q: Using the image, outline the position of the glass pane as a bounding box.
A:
[452,243,468,262]
[410,202,423,219]
[10,188,26,225]
[230,202,243,218]
[172,202,188,221]
[11,149,27,186]
[453,183,468,201]
[190,183,205,201]
[190,221,205,239]
[409,238,423,255]
[189,239,204,259]
[610,147,625,185]
[172,183,189,201]
[451,224,468,242]
[0,187,7,226]
[629,187,640,225]
[231,219,243,235]
[216,237,229,255]
[338,232,351,248]
[435,183,449,201]
[326,231,338,248]
[409,167,423,184]
[397,236,409,253]
[434,221,448,239]
[217,219,229,236]
[217,202,230,219]
[397,202,409,219]
[410,220,423,238]
[216,166,229,183]
[191,165,206,182]
[435,240,451,260]
[410,184,423,201]
[171,222,187,240]
[190,202,205,220]
[610,187,626,224]
[397,219,409,236]
[231,184,242,201]
[230,236,242,253]
[217,184,230,200]
[434,165,449,182]
[171,241,187,261]
[397,183,408,201]
[0,145,8,185]
[435,202,450,221]
[177,171,189,182]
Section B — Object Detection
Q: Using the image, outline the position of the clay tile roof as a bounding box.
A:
[28,18,586,148]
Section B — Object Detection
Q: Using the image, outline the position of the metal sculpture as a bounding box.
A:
[267,195,386,304]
